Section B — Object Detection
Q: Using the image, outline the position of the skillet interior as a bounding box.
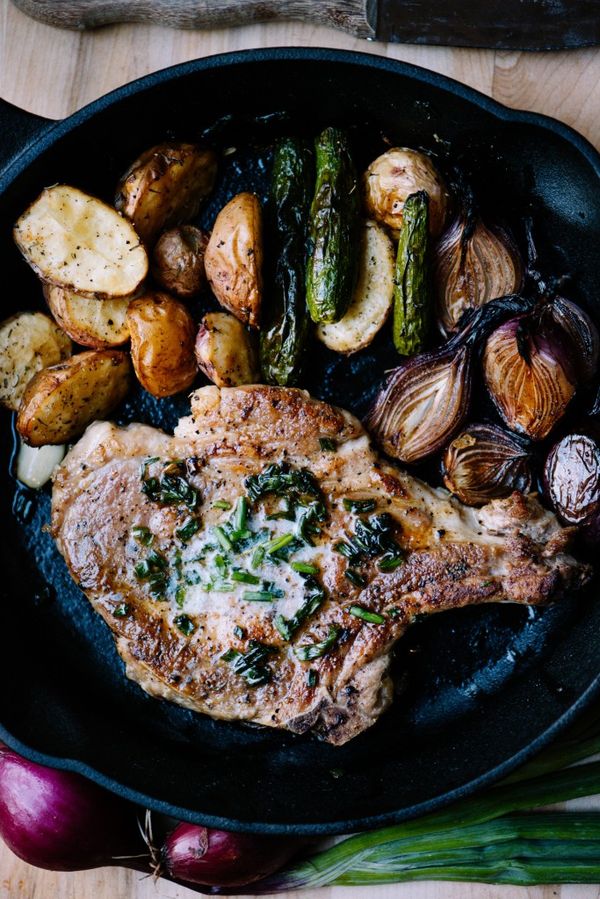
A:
[1,49,600,834]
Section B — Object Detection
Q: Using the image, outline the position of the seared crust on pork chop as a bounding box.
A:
[51,386,590,744]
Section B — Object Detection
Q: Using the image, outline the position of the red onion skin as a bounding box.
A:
[164,823,298,889]
[0,746,142,871]
[544,428,600,530]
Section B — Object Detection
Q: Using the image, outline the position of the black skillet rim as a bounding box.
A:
[1,46,600,836]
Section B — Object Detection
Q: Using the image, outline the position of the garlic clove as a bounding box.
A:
[17,441,65,489]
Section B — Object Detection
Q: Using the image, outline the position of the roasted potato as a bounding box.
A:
[0,312,72,411]
[152,225,208,298]
[44,284,130,349]
[204,192,263,329]
[14,185,148,299]
[195,312,259,388]
[115,142,217,246]
[317,221,394,354]
[363,148,449,238]
[16,350,131,446]
[127,292,197,398]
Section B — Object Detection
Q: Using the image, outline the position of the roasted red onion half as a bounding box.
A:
[483,313,577,441]
[435,215,523,336]
[540,295,599,384]
[366,295,532,464]
[484,296,599,442]
[442,423,533,506]
[544,427,600,531]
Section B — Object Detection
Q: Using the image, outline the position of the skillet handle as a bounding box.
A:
[0,98,53,177]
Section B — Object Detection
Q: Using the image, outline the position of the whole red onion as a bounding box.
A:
[0,746,142,871]
[163,822,299,889]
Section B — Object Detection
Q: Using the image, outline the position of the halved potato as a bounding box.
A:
[14,185,148,299]
[127,292,197,398]
[204,192,262,329]
[363,147,449,239]
[152,225,208,299]
[195,312,259,388]
[44,284,130,349]
[116,142,217,246]
[0,312,72,411]
[17,350,131,446]
[316,221,394,354]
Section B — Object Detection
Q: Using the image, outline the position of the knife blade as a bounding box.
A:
[11,0,600,50]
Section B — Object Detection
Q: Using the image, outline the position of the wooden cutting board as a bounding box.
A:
[2,1,600,897]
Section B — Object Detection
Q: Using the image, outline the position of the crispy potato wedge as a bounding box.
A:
[16,350,131,446]
[0,312,72,411]
[152,225,208,299]
[116,143,217,246]
[195,312,259,388]
[204,192,263,329]
[44,284,130,349]
[317,221,394,354]
[127,292,197,398]
[14,185,148,299]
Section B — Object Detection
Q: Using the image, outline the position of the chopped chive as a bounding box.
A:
[212,500,232,510]
[212,580,235,592]
[307,668,318,687]
[222,640,277,686]
[345,569,367,587]
[319,437,337,452]
[214,554,229,575]
[262,581,285,599]
[294,626,339,662]
[252,546,266,569]
[175,585,186,608]
[232,569,261,585]
[387,607,403,618]
[134,560,150,579]
[113,602,130,618]
[174,614,196,636]
[213,526,234,552]
[175,517,200,543]
[146,550,167,570]
[275,577,326,641]
[349,605,385,624]
[378,554,404,572]
[132,525,153,546]
[343,498,376,513]
[234,496,249,533]
[243,590,277,602]
[265,532,295,555]
[233,625,245,639]
[291,561,319,575]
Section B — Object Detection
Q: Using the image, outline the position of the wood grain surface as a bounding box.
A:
[10,0,375,37]
[2,1,600,896]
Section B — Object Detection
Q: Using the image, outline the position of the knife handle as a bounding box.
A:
[11,0,376,37]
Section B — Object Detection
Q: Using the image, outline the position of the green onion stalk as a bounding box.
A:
[253,710,600,891]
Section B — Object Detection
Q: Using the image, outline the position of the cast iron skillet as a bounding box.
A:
[1,48,600,836]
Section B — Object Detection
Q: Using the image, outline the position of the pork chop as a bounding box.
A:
[51,385,590,745]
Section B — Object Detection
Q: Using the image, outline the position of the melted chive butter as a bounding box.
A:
[171,501,330,622]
